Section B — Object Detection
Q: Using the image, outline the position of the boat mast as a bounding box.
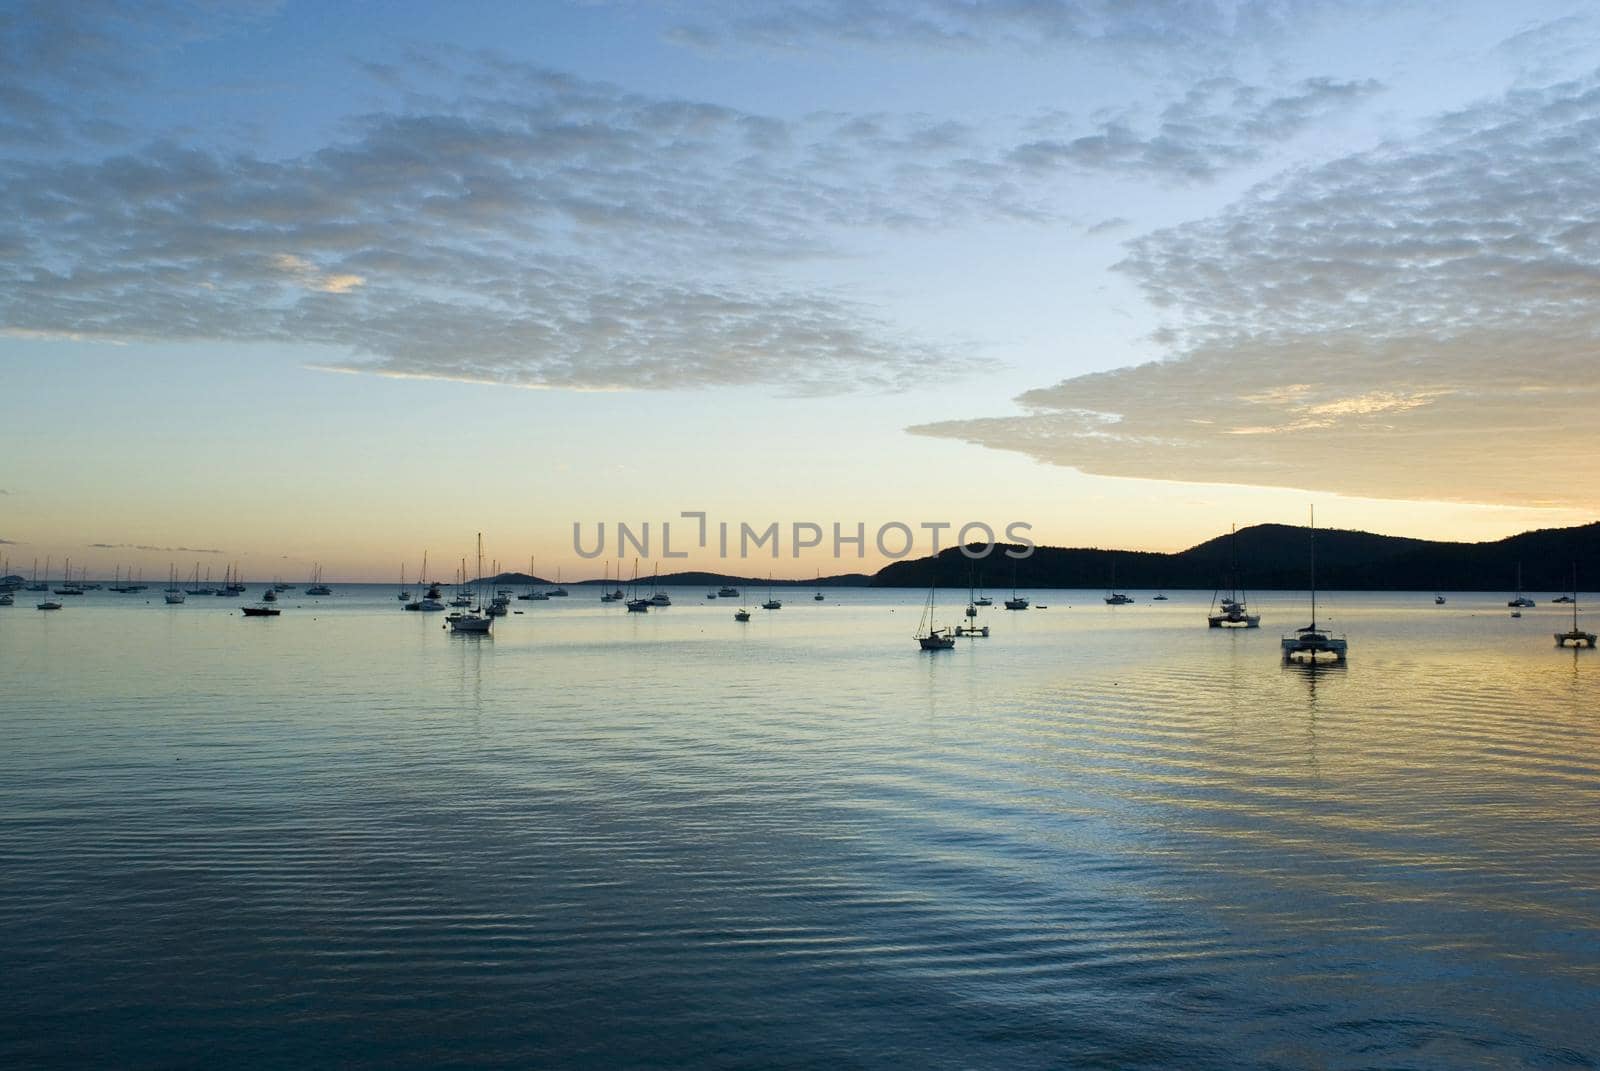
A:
[1230,524,1239,602]
[1309,506,1317,631]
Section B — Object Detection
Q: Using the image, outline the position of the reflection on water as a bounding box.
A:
[1,588,1596,1069]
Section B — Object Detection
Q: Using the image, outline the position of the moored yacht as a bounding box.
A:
[1554,564,1595,648]
[305,563,332,596]
[915,583,956,650]
[1208,525,1260,628]
[447,535,494,633]
[1508,563,1536,608]
[624,559,649,611]
[1281,508,1346,663]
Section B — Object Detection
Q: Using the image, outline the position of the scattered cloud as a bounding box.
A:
[914,71,1600,510]
[667,0,1374,60]
[0,537,17,545]
[1493,14,1600,83]
[1007,77,1381,181]
[0,0,280,150]
[89,543,225,554]
[0,36,1376,394]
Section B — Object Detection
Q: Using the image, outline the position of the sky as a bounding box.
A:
[3,0,1599,581]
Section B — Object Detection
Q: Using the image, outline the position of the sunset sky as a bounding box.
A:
[3,0,1598,580]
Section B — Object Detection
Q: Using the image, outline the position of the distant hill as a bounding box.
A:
[486,570,873,587]
[868,522,1600,592]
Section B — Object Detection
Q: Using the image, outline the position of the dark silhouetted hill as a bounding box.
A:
[868,522,1600,592]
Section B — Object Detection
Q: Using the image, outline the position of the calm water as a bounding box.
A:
[2,586,1597,1069]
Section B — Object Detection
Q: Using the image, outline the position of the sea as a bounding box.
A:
[2,585,1596,1069]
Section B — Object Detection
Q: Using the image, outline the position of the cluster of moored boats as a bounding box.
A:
[6,525,1593,653]
[911,517,1594,658]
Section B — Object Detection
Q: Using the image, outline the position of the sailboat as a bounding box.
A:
[1554,563,1596,648]
[1281,508,1347,662]
[183,563,210,596]
[1003,562,1029,610]
[762,574,781,610]
[1508,564,1536,608]
[649,563,672,606]
[813,569,825,601]
[165,565,186,604]
[28,558,50,592]
[406,552,445,611]
[548,567,568,597]
[447,535,494,633]
[600,561,618,602]
[955,569,989,637]
[518,557,544,598]
[915,582,956,649]
[449,559,474,607]
[625,559,650,612]
[54,558,84,596]
[1103,559,1133,604]
[305,564,332,596]
[1208,525,1260,628]
[397,563,410,601]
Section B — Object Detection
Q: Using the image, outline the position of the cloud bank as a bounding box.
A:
[915,72,1600,509]
[667,0,1369,58]
[0,28,1376,394]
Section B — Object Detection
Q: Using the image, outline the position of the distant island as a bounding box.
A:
[486,521,1600,592]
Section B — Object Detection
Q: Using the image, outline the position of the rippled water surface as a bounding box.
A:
[3,587,1597,1069]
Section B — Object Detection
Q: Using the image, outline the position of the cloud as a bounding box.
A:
[89,543,225,554]
[0,44,1377,393]
[914,71,1600,510]
[0,537,17,545]
[0,0,279,149]
[1008,77,1381,181]
[669,0,1372,57]
[1493,14,1600,83]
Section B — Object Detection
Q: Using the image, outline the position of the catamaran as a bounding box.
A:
[1281,508,1347,662]
[1554,563,1596,648]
